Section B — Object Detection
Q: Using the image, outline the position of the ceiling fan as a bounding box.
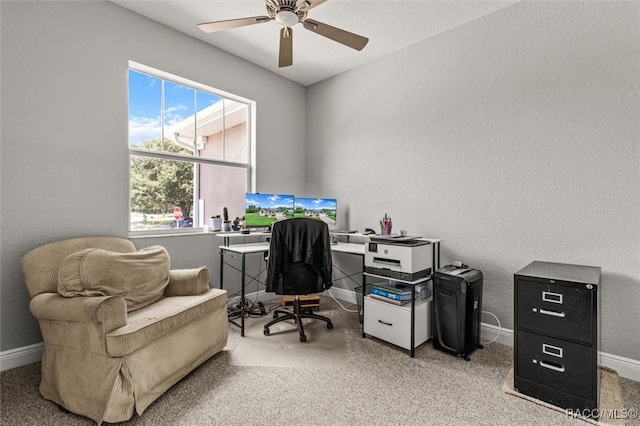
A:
[198,0,369,68]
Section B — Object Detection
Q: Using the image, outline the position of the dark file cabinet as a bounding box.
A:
[514,261,601,414]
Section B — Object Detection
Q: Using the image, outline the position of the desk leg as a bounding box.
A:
[361,254,366,338]
[219,249,224,290]
[410,285,416,358]
[240,253,246,337]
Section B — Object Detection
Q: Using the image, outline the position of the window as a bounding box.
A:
[128,63,254,232]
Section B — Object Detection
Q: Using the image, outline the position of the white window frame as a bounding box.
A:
[128,61,256,235]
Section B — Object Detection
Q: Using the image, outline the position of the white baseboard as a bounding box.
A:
[4,289,639,382]
[326,287,359,305]
[480,322,514,346]
[226,289,274,308]
[0,342,43,371]
[599,351,640,382]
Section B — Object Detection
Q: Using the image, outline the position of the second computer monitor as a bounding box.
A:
[294,197,337,226]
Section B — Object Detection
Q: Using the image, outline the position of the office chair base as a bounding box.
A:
[263,300,333,343]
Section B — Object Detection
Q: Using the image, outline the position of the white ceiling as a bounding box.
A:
[112,0,518,86]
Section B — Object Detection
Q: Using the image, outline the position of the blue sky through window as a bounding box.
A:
[128,70,222,147]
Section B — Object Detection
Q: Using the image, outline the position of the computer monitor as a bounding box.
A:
[293,197,337,227]
[245,193,295,228]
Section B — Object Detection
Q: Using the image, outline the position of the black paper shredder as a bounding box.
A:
[432,263,483,361]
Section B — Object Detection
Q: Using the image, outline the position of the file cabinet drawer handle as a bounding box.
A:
[542,343,563,358]
[539,308,565,318]
[542,291,563,304]
[539,360,565,373]
[378,320,393,326]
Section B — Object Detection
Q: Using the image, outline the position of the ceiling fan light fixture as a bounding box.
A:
[275,10,299,27]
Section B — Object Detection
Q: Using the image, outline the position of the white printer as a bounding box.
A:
[364,236,433,281]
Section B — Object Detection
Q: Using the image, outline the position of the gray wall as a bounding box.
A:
[2,0,639,364]
[1,1,307,351]
[306,1,640,360]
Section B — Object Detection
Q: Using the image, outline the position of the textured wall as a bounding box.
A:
[306,2,640,359]
[0,1,306,351]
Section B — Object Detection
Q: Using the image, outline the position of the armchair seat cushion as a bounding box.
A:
[105,288,226,357]
[58,245,170,312]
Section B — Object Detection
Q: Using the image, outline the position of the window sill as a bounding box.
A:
[129,229,219,239]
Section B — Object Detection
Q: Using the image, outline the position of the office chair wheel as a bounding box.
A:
[327,322,334,330]
[299,334,307,343]
[263,327,270,336]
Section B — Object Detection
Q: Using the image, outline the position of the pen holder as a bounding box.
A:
[381,223,392,235]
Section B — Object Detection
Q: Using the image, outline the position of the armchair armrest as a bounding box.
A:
[165,267,210,296]
[30,293,127,333]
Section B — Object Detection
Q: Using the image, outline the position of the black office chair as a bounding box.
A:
[264,217,334,342]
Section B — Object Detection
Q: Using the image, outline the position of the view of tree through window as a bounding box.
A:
[128,65,253,232]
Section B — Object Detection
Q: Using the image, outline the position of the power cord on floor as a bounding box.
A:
[247,301,267,317]
[481,310,501,344]
[327,288,358,313]
[227,288,359,319]
[227,300,268,320]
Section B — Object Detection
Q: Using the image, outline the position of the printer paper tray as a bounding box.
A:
[364,266,431,282]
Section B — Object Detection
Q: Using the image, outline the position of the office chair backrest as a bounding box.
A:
[265,218,333,296]
[280,262,322,295]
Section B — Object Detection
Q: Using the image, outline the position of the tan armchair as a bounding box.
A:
[21,237,228,424]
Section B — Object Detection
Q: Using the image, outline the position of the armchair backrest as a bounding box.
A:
[21,237,136,298]
[265,218,333,295]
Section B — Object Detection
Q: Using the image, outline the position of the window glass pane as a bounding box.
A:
[223,99,249,163]
[164,81,195,154]
[199,163,247,226]
[128,70,161,148]
[130,153,195,231]
[195,91,224,160]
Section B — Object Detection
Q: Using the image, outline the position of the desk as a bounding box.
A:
[220,241,365,336]
[218,231,271,247]
[217,232,271,299]
[330,242,365,255]
[330,231,370,244]
[330,234,367,289]
[219,242,270,336]
[331,242,365,280]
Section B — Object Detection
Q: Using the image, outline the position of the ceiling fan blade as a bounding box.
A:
[279,27,293,68]
[296,0,326,12]
[198,16,271,33]
[302,19,368,51]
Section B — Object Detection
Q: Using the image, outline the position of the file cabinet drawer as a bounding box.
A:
[516,278,594,344]
[516,330,593,400]
[363,296,430,350]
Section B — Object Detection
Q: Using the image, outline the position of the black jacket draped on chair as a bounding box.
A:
[265,218,333,295]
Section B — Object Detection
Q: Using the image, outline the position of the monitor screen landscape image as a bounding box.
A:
[245,193,295,227]
[294,197,337,226]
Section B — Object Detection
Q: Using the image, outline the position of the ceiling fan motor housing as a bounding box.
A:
[267,0,307,26]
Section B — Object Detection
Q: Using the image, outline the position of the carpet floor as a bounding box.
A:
[2,296,640,425]
[228,309,347,368]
